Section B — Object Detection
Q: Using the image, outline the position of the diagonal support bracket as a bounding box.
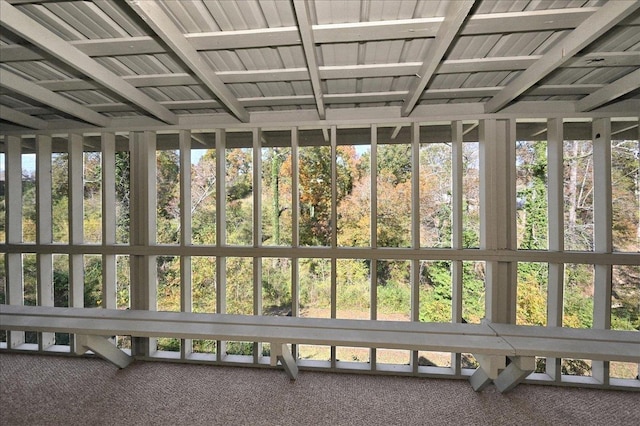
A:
[494,356,536,393]
[470,354,506,391]
[270,342,299,380]
[470,355,535,393]
[75,334,133,369]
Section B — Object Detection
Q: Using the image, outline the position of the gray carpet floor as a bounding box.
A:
[1,353,638,426]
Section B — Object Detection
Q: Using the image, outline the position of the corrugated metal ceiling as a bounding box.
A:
[0,0,638,131]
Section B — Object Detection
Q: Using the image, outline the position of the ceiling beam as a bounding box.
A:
[576,69,640,112]
[0,69,111,127]
[292,0,325,119]
[13,84,608,116]
[0,0,177,125]
[0,7,624,62]
[402,0,476,117]
[125,0,249,123]
[484,1,640,113]
[0,105,48,129]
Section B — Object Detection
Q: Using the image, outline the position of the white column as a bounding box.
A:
[330,125,337,368]
[102,132,117,310]
[68,134,84,311]
[35,135,55,350]
[253,128,262,362]
[370,125,378,370]
[451,120,464,374]
[129,131,157,357]
[480,119,517,324]
[215,129,226,360]
[546,118,564,381]
[5,135,24,348]
[179,130,193,359]
[592,118,612,385]
[411,122,421,372]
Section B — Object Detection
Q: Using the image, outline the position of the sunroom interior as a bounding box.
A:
[0,0,639,393]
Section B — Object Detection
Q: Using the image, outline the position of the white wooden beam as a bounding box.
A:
[0,70,111,127]
[4,135,25,348]
[0,0,177,125]
[292,0,325,119]
[102,133,117,310]
[76,334,133,369]
[493,356,535,393]
[35,135,55,350]
[125,0,249,123]
[576,69,640,112]
[484,1,640,113]
[0,105,47,130]
[546,118,564,381]
[402,1,475,116]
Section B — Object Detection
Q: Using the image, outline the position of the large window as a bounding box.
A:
[1,118,638,384]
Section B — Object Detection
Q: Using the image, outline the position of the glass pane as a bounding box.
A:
[299,258,331,318]
[563,264,594,328]
[115,150,130,245]
[84,152,102,244]
[157,256,180,312]
[611,139,639,252]
[262,258,291,316]
[462,261,485,323]
[226,257,253,315]
[419,261,452,323]
[156,149,180,244]
[516,141,548,250]
[226,144,253,246]
[377,260,410,321]
[52,153,69,243]
[376,134,411,248]
[563,139,593,251]
[262,133,292,246]
[516,262,548,326]
[192,256,216,314]
[420,143,452,248]
[299,145,332,247]
[22,153,36,243]
[336,259,369,319]
[462,143,480,248]
[84,255,102,308]
[611,265,639,331]
[191,148,216,245]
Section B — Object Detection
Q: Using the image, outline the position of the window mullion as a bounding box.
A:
[5,135,25,348]
[592,117,613,385]
[370,125,378,370]
[36,135,55,350]
[451,120,464,374]
[330,125,337,368]
[253,128,262,363]
[546,118,565,381]
[101,132,116,310]
[215,129,226,361]
[179,129,193,359]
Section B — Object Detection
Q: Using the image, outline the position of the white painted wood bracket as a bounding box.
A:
[271,342,298,380]
[75,334,133,369]
[494,356,536,393]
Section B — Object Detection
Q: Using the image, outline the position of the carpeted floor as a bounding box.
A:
[0,353,638,426]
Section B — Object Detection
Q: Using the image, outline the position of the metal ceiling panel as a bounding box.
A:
[0,0,637,130]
